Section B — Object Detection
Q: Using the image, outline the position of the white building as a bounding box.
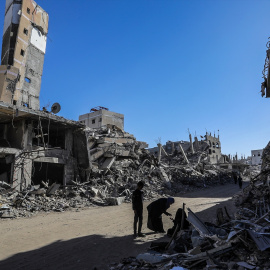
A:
[251,149,263,165]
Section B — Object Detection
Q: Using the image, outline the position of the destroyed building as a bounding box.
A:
[205,132,221,164]
[0,0,86,190]
[1,0,48,109]
[148,132,222,165]
[0,0,238,220]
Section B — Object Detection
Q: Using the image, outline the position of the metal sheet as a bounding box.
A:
[187,208,212,236]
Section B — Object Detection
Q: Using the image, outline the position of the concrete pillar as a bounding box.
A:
[64,129,74,185]
[157,143,162,164]
[189,134,194,154]
[171,142,175,154]
[194,136,199,151]
[179,143,189,164]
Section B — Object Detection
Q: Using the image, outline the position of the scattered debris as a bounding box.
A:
[107,141,270,269]
[0,126,234,219]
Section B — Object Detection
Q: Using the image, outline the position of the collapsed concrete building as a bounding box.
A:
[148,132,222,165]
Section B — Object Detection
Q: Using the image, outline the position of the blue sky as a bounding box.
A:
[1,0,270,157]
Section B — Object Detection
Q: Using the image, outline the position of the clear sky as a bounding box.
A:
[1,0,270,157]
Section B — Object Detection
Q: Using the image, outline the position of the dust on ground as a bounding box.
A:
[0,182,246,270]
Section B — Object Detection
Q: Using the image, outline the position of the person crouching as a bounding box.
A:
[147,197,175,233]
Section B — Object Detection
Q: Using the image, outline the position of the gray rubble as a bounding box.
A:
[106,141,270,270]
[0,126,233,219]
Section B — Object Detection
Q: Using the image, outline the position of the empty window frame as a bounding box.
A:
[20,49,25,56]
[27,8,30,14]
[92,119,95,124]
[23,28,28,35]
[24,77,31,83]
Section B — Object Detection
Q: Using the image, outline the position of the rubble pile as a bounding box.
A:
[109,206,270,269]
[106,143,270,270]
[0,126,234,219]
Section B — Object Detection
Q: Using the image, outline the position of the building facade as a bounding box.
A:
[1,0,48,110]
[205,133,222,164]
[79,108,124,130]
[251,149,263,165]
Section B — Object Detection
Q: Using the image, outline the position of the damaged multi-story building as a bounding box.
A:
[0,0,150,191]
[0,0,89,190]
[1,0,48,109]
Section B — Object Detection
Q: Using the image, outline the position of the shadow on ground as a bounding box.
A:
[0,233,161,270]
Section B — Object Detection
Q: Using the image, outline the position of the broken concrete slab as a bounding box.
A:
[46,183,60,196]
[101,157,116,170]
[159,167,171,189]
[106,196,125,206]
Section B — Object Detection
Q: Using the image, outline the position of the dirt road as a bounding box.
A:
[0,182,245,270]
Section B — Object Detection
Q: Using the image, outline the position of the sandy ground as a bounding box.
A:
[0,181,247,270]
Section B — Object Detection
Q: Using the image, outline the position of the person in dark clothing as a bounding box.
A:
[232,171,238,184]
[132,181,145,238]
[238,174,243,189]
[147,197,175,233]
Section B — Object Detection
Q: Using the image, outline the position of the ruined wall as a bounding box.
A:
[251,149,263,165]
[101,110,124,130]
[205,134,221,164]
[0,65,19,103]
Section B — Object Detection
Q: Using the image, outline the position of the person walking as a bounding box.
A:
[132,181,145,238]
[232,171,238,184]
[147,197,175,233]
[238,174,243,189]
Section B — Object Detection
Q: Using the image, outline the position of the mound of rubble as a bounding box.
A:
[106,142,270,270]
[108,204,270,270]
[0,126,233,219]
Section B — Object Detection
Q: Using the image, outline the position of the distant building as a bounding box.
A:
[147,132,222,165]
[205,133,222,164]
[251,149,263,165]
[79,106,124,130]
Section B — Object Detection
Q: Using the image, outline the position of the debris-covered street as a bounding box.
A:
[0,182,241,270]
[1,0,270,269]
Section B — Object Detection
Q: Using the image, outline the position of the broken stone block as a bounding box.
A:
[46,183,60,196]
[106,197,125,206]
[90,187,99,197]
[158,167,171,189]
[101,157,116,170]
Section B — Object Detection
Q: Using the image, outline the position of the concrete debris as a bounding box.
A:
[0,125,236,218]
[106,140,270,269]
